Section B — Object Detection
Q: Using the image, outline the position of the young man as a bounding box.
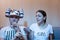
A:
[0,8,27,40]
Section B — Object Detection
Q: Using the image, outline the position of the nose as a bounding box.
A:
[13,18,16,22]
[13,19,15,22]
[36,16,39,19]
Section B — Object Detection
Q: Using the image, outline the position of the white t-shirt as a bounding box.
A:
[0,26,26,40]
[29,23,53,40]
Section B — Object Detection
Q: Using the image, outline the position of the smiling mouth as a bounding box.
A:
[37,19,40,21]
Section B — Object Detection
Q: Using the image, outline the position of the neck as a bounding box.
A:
[38,21,46,27]
[10,24,20,31]
[10,24,17,28]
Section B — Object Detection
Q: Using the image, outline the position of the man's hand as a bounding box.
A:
[12,32,25,40]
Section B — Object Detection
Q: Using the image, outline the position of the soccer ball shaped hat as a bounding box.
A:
[19,9,24,18]
[5,8,24,18]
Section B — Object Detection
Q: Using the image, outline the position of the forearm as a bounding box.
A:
[29,31,34,40]
[49,34,53,40]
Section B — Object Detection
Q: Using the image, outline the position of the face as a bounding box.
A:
[36,12,44,24]
[9,16,19,27]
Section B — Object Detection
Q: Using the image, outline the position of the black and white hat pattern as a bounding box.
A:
[5,8,24,18]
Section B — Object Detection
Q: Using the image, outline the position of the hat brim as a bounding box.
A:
[5,15,24,18]
[5,15,20,18]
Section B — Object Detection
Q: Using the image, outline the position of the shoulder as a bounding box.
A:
[1,26,11,32]
[30,23,37,27]
[0,26,10,38]
[48,24,52,27]
[46,24,53,31]
[29,23,37,30]
[47,24,52,28]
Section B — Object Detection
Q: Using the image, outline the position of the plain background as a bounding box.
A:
[0,0,60,28]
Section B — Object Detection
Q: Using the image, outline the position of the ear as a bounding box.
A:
[43,17,46,20]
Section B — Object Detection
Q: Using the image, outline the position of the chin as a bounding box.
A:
[37,21,41,23]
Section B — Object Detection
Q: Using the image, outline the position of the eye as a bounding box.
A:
[38,15,41,17]
[36,15,41,17]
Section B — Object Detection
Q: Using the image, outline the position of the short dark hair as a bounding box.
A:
[36,10,47,23]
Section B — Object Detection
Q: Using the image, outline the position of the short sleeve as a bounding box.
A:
[49,25,53,34]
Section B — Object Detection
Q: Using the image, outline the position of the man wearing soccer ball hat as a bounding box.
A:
[0,8,27,40]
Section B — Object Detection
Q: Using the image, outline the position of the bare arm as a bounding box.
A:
[28,31,34,40]
[49,34,54,40]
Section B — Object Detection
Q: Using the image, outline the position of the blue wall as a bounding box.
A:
[53,27,60,40]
